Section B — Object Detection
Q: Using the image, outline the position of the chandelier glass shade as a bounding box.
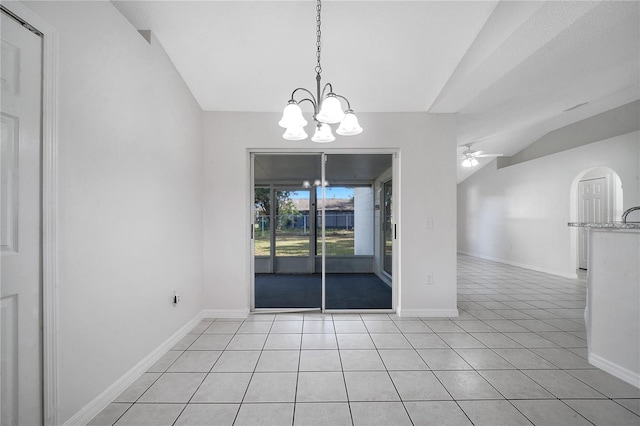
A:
[279,0,362,142]
[279,102,308,128]
[282,125,308,141]
[336,110,363,136]
[312,123,335,143]
[316,94,345,124]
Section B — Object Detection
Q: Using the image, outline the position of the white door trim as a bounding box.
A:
[2,3,59,425]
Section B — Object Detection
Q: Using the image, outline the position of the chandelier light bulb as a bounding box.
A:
[311,123,335,143]
[283,126,308,141]
[279,102,308,129]
[317,94,346,124]
[336,111,363,136]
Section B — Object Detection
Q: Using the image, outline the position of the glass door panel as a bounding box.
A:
[252,153,322,310]
[323,154,393,310]
[383,179,393,276]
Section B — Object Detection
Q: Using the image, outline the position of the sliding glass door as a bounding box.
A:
[251,152,395,312]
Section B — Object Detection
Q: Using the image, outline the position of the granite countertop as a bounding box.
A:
[567,222,640,230]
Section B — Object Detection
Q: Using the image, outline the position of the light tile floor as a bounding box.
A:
[90,255,640,425]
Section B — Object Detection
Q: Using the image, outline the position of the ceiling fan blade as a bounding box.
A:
[474,153,504,158]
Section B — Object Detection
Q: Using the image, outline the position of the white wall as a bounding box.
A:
[203,112,458,317]
[25,2,204,422]
[458,131,640,277]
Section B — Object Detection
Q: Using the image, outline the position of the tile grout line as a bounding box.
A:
[187,317,244,424]
[424,347,475,426]
[365,315,416,424]
[333,313,355,426]
[231,315,275,425]
[167,317,217,426]
[291,314,307,426]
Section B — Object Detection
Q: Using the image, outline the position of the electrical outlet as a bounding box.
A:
[426,218,433,229]
[426,274,433,285]
[173,291,181,304]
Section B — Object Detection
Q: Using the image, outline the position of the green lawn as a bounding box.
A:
[254,228,354,256]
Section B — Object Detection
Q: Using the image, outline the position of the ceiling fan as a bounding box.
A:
[459,143,503,167]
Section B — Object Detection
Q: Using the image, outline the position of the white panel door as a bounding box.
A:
[1,11,43,426]
[578,177,606,270]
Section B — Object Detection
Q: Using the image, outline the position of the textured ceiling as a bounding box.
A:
[112,1,640,182]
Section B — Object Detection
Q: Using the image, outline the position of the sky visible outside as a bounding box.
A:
[289,187,354,199]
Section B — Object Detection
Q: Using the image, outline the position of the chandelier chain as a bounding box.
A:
[315,0,322,74]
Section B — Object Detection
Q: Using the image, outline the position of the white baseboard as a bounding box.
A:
[589,353,640,389]
[457,251,578,279]
[62,312,205,426]
[202,309,249,319]
[399,308,459,318]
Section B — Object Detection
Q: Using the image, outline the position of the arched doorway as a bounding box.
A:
[569,167,623,272]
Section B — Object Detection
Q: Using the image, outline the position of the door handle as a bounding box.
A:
[394,224,397,240]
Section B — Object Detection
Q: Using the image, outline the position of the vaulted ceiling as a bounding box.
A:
[113,1,640,182]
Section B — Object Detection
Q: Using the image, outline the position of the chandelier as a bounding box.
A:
[278,0,362,143]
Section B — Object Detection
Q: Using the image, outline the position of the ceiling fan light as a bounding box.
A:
[471,158,479,166]
[283,126,308,141]
[311,123,335,143]
[279,102,308,128]
[461,158,474,168]
[316,94,345,124]
[336,111,363,136]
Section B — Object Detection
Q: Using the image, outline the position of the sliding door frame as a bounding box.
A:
[249,149,399,313]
